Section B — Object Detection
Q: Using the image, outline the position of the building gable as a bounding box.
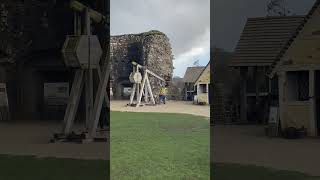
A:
[279,4,320,66]
[270,0,320,76]
[195,63,210,84]
[182,66,205,83]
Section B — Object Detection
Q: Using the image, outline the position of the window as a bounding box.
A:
[199,84,207,93]
[270,76,278,96]
[287,71,309,101]
[246,66,269,93]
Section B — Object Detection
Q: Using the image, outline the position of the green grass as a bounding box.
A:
[2,112,318,180]
[111,111,210,180]
[0,155,108,180]
[212,163,320,180]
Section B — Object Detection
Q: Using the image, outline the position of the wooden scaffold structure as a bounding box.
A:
[51,0,110,143]
[128,62,165,107]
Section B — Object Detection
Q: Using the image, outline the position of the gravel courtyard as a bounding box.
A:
[111,100,210,117]
[212,125,320,176]
[0,121,108,160]
[0,100,207,160]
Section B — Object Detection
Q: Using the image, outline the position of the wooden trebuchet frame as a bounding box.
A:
[52,0,109,143]
[128,61,165,107]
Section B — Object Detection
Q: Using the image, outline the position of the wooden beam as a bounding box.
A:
[63,69,84,134]
[309,70,317,136]
[240,67,248,123]
[146,69,165,82]
[278,71,286,132]
[132,61,165,81]
[70,0,108,23]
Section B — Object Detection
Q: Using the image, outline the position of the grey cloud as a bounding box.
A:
[111,0,210,56]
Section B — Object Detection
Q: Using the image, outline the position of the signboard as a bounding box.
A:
[0,83,8,107]
[44,83,69,106]
[269,106,279,124]
[123,87,132,97]
[110,88,113,97]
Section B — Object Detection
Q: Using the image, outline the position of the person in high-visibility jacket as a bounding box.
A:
[159,84,168,104]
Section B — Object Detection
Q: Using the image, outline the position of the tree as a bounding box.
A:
[193,60,200,67]
[267,0,292,16]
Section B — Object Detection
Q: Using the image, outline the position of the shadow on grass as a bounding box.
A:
[211,163,320,180]
[0,154,109,180]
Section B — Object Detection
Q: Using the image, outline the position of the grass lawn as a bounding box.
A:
[2,111,317,180]
[212,163,320,180]
[111,111,210,180]
[0,155,108,180]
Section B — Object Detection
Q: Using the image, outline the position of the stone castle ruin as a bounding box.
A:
[110,30,174,99]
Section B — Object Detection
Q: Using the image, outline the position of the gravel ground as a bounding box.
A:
[110,100,210,118]
[0,100,207,160]
[212,125,320,176]
[0,121,108,160]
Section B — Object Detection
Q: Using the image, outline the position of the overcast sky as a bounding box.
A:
[111,0,210,77]
[212,0,316,51]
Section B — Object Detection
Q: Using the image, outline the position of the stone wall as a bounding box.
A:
[110,30,174,99]
[0,0,74,62]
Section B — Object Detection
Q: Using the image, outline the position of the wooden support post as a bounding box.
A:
[278,71,286,131]
[136,83,140,102]
[85,70,93,129]
[74,12,78,35]
[63,70,84,134]
[89,59,110,137]
[97,66,109,107]
[240,67,248,123]
[144,82,149,103]
[185,83,188,100]
[136,73,147,107]
[129,84,136,105]
[84,7,92,36]
[309,70,317,136]
[254,67,260,123]
[146,76,155,105]
[74,12,82,35]
[255,67,259,103]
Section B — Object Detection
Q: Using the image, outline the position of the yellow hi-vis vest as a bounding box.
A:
[160,87,167,95]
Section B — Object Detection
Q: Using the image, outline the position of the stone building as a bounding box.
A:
[110,30,174,99]
[182,66,205,101]
[230,16,305,124]
[194,63,210,105]
[269,0,320,136]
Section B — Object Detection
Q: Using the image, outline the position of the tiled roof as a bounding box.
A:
[230,16,305,67]
[183,66,205,83]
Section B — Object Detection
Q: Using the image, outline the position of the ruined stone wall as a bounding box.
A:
[110,34,143,99]
[110,30,174,99]
[0,0,74,62]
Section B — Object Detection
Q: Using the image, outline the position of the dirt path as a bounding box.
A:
[212,125,320,176]
[111,100,210,117]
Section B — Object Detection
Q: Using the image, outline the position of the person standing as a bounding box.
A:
[159,84,168,104]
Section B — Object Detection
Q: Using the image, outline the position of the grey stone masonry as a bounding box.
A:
[110,30,174,99]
